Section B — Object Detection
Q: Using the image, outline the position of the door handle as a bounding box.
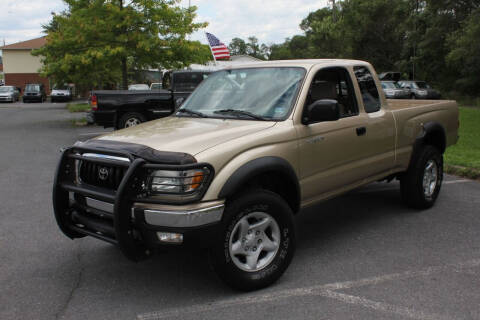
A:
[356,127,367,136]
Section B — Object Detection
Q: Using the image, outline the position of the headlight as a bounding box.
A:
[145,167,212,203]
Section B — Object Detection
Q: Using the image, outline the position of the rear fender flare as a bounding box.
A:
[409,121,446,169]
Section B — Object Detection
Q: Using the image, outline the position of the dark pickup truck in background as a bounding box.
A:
[88,70,210,129]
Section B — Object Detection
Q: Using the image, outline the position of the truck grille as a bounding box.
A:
[78,160,127,190]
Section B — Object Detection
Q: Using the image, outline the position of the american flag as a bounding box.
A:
[206,32,230,60]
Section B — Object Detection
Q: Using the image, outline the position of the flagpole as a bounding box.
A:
[205,32,217,66]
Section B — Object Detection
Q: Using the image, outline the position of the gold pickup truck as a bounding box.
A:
[53,59,459,290]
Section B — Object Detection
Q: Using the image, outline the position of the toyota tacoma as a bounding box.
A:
[53,59,459,291]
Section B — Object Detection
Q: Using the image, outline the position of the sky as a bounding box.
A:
[0,0,329,47]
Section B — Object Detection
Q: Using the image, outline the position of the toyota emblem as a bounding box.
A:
[98,167,109,181]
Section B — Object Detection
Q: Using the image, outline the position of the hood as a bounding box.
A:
[95,116,276,156]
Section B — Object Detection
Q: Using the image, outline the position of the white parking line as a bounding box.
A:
[317,290,455,320]
[444,179,471,184]
[137,258,480,320]
[78,132,110,136]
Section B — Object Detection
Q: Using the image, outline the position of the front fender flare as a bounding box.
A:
[218,156,300,212]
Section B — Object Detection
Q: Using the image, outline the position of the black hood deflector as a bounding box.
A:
[75,139,196,165]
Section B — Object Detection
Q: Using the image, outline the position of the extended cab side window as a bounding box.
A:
[306,67,358,118]
[353,66,381,113]
[174,73,204,92]
[162,72,171,90]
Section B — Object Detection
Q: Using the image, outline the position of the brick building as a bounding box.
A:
[0,37,50,93]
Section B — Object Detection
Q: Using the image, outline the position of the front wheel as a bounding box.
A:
[400,145,443,209]
[210,190,296,291]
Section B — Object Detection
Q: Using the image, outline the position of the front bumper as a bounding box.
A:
[23,95,42,102]
[0,96,14,102]
[51,95,71,102]
[53,145,220,261]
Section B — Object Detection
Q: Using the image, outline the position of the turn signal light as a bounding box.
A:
[90,94,98,111]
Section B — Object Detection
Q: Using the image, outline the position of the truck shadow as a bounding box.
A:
[295,184,408,252]
[75,183,414,305]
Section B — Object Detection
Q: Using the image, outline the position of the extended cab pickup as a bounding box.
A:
[53,60,459,291]
[88,70,210,129]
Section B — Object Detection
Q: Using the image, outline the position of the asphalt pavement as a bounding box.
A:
[1,102,479,320]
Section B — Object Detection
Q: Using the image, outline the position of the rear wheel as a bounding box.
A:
[210,189,295,291]
[118,112,146,129]
[400,145,443,209]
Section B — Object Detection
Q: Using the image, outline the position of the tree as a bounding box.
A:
[227,36,269,60]
[446,8,480,95]
[269,41,293,60]
[228,37,248,55]
[34,0,211,90]
[406,0,480,88]
[267,0,480,96]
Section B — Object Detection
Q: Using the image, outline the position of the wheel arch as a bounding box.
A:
[218,157,301,214]
[408,121,446,169]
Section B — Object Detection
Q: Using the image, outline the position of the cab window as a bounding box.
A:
[353,66,381,113]
[305,67,358,118]
[173,73,207,92]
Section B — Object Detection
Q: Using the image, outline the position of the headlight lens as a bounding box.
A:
[145,167,212,203]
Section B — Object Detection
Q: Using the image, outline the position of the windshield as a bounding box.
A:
[25,84,40,92]
[381,82,400,89]
[53,85,69,90]
[415,81,430,89]
[178,67,306,121]
[0,87,14,93]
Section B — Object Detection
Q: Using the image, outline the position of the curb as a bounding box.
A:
[445,164,480,180]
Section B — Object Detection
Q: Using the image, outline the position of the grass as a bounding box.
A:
[70,117,88,126]
[67,103,91,113]
[444,107,480,179]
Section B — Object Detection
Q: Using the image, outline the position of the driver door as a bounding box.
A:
[296,67,372,204]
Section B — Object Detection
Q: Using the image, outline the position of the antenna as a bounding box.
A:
[188,0,192,40]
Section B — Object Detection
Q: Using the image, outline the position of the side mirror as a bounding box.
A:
[302,99,340,124]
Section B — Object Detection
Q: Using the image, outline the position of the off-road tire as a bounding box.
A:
[117,112,146,129]
[210,189,295,291]
[400,145,443,209]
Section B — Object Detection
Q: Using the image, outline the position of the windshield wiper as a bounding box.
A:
[213,109,269,121]
[176,108,208,118]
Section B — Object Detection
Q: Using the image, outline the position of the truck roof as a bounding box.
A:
[219,59,371,70]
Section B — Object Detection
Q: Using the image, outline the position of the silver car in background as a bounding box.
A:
[128,84,150,90]
[0,86,20,102]
[398,80,441,99]
[51,86,73,102]
[381,81,409,99]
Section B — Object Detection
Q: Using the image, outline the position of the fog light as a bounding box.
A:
[157,232,183,243]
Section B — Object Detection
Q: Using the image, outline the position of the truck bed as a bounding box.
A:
[387,99,456,110]
[386,99,459,171]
